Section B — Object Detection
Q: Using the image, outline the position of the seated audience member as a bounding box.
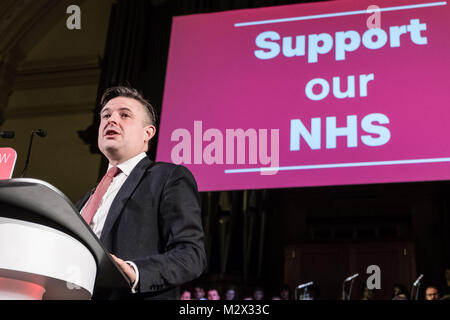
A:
[253,286,265,300]
[180,289,192,300]
[225,286,238,300]
[279,284,291,300]
[207,288,221,300]
[392,283,410,300]
[361,286,375,300]
[193,286,207,300]
[424,285,440,300]
[441,268,450,300]
[392,294,408,300]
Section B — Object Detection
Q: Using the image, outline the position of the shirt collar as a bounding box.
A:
[108,152,147,177]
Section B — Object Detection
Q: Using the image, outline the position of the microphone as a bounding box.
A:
[20,129,47,178]
[342,273,359,300]
[344,273,359,282]
[0,131,15,139]
[412,274,424,300]
[413,274,424,286]
[295,281,314,300]
[35,129,47,137]
[297,281,314,289]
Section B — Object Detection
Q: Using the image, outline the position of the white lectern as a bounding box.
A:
[0,178,130,300]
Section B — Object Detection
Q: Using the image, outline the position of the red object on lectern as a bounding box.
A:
[0,148,17,180]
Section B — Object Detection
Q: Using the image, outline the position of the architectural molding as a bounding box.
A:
[14,56,101,90]
[4,102,94,118]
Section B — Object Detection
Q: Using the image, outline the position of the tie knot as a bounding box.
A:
[106,166,121,178]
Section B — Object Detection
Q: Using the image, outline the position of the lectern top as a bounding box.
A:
[0,178,131,293]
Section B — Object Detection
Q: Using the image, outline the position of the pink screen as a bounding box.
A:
[156,0,450,192]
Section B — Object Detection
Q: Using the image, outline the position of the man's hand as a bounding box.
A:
[111,254,137,284]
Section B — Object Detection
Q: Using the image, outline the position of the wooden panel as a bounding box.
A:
[349,242,416,300]
[285,241,416,300]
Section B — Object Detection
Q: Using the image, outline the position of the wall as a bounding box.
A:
[0,0,114,202]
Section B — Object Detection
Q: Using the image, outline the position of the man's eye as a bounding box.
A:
[102,114,110,119]
[121,113,130,118]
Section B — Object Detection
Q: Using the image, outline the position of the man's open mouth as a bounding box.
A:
[105,129,120,136]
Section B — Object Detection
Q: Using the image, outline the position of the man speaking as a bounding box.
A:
[77,86,206,299]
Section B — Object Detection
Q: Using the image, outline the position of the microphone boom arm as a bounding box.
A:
[20,129,46,178]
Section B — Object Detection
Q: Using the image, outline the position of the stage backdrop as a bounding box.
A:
[156,0,450,192]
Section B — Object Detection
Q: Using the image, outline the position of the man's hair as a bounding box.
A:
[425,285,439,291]
[100,86,157,126]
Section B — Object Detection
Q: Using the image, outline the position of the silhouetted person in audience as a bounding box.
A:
[361,286,375,300]
[392,283,410,300]
[225,286,238,300]
[441,268,450,300]
[280,284,291,300]
[253,286,265,300]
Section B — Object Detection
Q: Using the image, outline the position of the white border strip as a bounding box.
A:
[234,1,447,27]
[224,157,450,174]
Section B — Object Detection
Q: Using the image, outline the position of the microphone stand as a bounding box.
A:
[347,278,356,300]
[20,129,46,178]
[342,273,359,300]
[342,282,348,300]
[295,281,314,300]
[411,274,424,301]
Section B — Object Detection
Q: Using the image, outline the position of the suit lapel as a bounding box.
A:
[100,156,153,243]
[75,187,95,212]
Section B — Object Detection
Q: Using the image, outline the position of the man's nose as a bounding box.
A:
[107,112,120,124]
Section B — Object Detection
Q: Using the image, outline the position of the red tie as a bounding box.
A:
[82,166,121,225]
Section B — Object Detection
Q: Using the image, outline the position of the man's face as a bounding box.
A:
[425,287,440,300]
[208,290,220,300]
[225,289,235,300]
[180,291,191,300]
[280,289,289,299]
[194,287,205,299]
[98,97,155,163]
[253,290,264,300]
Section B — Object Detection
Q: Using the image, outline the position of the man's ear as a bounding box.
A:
[144,125,156,143]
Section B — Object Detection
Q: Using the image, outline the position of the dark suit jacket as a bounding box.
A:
[76,156,207,300]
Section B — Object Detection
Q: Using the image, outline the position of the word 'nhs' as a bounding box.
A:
[290,113,390,150]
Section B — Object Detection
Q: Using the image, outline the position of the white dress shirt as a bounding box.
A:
[81,152,146,293]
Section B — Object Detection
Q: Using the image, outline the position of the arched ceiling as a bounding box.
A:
[0,0,86,123]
